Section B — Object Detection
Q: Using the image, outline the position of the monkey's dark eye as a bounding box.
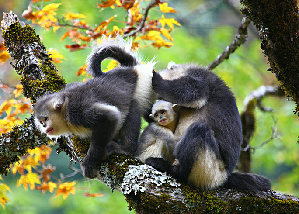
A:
[154,113,158,117]
[40,117,48,124]
[161,110,165,114]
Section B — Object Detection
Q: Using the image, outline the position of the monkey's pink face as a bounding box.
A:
[35,114,70,137]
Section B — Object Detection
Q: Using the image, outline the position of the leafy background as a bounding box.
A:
[0,0,298,213]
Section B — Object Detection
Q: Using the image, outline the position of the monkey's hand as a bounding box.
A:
[81,153,100,179]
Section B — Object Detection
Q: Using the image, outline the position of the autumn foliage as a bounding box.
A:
[0,0,180,209]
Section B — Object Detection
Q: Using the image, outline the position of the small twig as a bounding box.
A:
[123,0,158,38]
[59,161,82,181]
[207,16,251,70]
[251,115,280,152]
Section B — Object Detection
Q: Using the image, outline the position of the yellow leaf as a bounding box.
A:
[159,2,178,13]
[95,15,117,31]
[103,60,119,72]
[13,84,23,98]
[48,48,65,63]
[0,50,10,64]
[160,15,181,29]
[64,11,86,21]
[17,173,41,190]
[41,3,61,14]
[0,182,10,209]
[160,28,173,41]
[56,182,76,199]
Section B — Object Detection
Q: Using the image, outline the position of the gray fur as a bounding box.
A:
[34,37,156,179]
[148,62,271,191]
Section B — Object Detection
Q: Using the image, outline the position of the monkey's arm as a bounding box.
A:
[152,72,208,108]
[80,103,122,179]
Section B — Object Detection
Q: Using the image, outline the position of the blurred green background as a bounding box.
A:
[0,0,298,213]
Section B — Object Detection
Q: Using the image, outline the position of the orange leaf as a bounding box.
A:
[98,0,117,8]
[65,44,87,52]
[95,16,117,32]
[64,11,86,21]
[84,192,104,197]
[77,64,88,77]
[56,182,76,199]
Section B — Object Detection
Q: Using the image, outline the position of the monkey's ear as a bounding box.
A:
[53,96,65,111]
[54,103,62,110]
[149,114,154,119]
[172,104,179,112]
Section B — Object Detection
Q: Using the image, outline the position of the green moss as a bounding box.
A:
[0,20,67,174]
[0,116,49,175]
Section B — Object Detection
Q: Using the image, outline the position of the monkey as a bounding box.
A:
[145,62,271,192]
[137,100,180,169]
[34,36,157,179]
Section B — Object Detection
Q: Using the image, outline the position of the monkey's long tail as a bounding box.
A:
[223,172,271,192]
[87,36,139,77]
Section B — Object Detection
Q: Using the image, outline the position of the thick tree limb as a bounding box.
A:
[99,154,299,213]
[241,0,299,117]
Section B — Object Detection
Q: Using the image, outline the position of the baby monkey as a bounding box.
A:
[137,100,180,171]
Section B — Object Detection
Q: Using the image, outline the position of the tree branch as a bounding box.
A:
[238,85,284,173]
[207,16,251,70]
[123,0,158,38]
[98,154,299,213]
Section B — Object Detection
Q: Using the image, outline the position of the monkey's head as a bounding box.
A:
[34,93,70,137]
[150,100,178,127]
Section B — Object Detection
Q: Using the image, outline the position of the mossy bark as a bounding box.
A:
[241,0,299,117]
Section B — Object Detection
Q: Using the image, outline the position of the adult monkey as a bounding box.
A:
[147,63,271,192]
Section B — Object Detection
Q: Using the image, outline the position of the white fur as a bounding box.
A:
[133,61,157,113]
[92,103,122,134]
[188,148,227,190]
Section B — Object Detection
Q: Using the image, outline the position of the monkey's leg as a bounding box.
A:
[81,104,121,179]
[119,99,141,156]
[173,122,228,190]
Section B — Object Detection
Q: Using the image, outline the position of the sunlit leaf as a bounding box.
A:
[56,182,76,199]
[13,84,23,98]
[84,192,104,197]
[77,64,88,77]
[65,44,87,52]
[64,11,86,21]
[0,179,10,209]
[160,28,173,41]
[159,14,181,29]
[0,50,10,64]
[17,172,41,190]
[98,0,117,8]
[95,15,117,32]
[36,181,57,194]
[48,48,65,63]
[103,60,119,72]
[159,2,178,13]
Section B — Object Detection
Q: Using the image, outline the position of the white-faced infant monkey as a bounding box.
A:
[137,100,180,169]
[146,62,271,192]
[34,36,156,179]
